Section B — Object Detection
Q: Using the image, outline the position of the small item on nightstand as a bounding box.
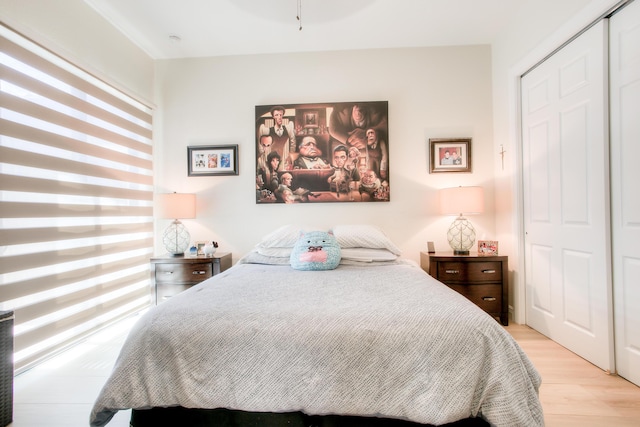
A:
[189,245,198,256]
[427,241,435,253]
[203,241,218,256]
[478,240,498,255]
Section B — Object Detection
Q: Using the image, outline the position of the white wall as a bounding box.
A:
[154,45,496,264]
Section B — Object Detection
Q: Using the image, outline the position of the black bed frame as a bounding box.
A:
[130,407,490,427]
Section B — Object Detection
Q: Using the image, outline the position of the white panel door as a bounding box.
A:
[610,0,640,387]
[521,21,614,371]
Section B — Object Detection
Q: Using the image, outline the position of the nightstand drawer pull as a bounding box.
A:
[192,270,207,275]
[482,296,497,301]
[162,271,174,275]
[481,269,496,274]
[445,269,460,274]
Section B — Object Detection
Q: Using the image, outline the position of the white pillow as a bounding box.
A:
[237,250,291,265]
[256,247,293,258]
[340,247,398,262]
[332,224,401,255]
[257,225,308,248]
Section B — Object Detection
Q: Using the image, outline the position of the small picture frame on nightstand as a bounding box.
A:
[478,240,498,255]
[196,241,206,256]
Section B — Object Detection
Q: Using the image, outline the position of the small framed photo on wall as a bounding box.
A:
[188,145,239,176]
[429,138,471,173]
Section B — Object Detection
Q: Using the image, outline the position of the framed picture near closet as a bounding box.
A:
[429,138,471,173]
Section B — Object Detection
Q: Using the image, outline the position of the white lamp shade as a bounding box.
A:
[439,186,484,216]
[157,193,196,256]
[157,193,196,219]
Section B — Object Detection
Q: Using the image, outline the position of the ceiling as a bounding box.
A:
[83,0,548,60]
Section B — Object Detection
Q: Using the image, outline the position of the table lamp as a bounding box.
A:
[439,186,484,255]
[158,192,196,256]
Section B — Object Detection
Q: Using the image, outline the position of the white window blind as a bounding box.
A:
[0,26,154,372]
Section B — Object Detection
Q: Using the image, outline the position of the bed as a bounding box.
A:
[90,225,544,427]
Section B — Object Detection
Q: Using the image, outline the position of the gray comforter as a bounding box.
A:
[90,260,544,426]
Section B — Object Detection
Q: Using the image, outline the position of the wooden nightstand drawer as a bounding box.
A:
[150,253,232,305]
[421,252,508,326]
[437,261,502,284]
[156,283,192,302]
[448,284,502,313]
[155,263,212,284]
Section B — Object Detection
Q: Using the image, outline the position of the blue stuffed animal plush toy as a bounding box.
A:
[290,230,341,271]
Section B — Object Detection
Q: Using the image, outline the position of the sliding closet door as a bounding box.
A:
[610,0,640,387]
[521,21,614,370]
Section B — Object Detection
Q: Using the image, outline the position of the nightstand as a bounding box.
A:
[421,252,508,325]
[150,253,232,304]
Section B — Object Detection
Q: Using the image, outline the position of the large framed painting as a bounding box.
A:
[255,101,389,204]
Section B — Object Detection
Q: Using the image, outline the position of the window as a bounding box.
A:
[0,26,154,372]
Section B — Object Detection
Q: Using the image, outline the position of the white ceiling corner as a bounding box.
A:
[82,0,537,59]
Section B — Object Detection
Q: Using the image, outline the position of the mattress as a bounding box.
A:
[90,260,543,427]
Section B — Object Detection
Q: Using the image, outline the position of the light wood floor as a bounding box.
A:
[505,324,640,426]
[8,317,640,426]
